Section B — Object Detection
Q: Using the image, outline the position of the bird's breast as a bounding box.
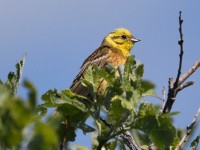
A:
[107,50,127,68]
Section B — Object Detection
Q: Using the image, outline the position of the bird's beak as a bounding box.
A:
[131,36,140,43]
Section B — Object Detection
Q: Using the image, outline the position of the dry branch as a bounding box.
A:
[162,11,199,113]
[175,108,200,150]
[120,131,141,150]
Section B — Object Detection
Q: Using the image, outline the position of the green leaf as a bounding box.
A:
[78,122,96,134]
[121,98,134,110]
[5,54,26,95]
[23,80,37,108]
[81,66,98,100]
[42,89,87,112]
[104,140,117,150]
[36,105,47,118]
[171,137,180,150]
[96,64,116,85]
[108,97,131,128]
[169,111,181,116]
[142,89,157,97]
[135,64,144,79]
[141,145,149,150]
[134,102,176,149]
[6,72,18,94]
[0,79,3,85]
[42,88,92,142]
[62,89,87,100]
[15,54,26,81]
[141,80,155,93]
[54,97,87,113]
[130,89,143,106]
[124,55,136,75]
[57,122,77,142]
[41,89,60,107]
[105,63,116,74]
[0,94,33,147]
[190,135,200,150]
[28,122,58,150]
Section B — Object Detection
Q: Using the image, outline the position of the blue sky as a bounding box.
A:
[1,0,200,148]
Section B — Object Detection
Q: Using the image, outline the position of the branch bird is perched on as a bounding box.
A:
[70,28,140,98]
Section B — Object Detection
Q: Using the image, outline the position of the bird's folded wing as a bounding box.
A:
[70,46,111,97]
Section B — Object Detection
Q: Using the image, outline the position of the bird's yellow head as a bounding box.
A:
[101,28,140,57]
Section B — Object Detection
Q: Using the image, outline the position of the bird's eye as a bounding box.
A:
[121,35,127,39]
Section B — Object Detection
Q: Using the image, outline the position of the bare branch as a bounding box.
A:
[175,107,200,150]
[162,11,199,113]
[162,59,200,113]
[162,86,166,102]
[176,80,194,92]
[179,59,200,84]
[99,117,140,150]
[162,78,176,113]
[160,86,167,112]
[174,11,184,88]
[120,131,141,150]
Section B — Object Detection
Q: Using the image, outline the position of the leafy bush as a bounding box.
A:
[0,55,198,150]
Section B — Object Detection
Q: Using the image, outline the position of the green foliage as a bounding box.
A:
[83,55,180,149]
[0,91,33,147]
[40,89,94,143]
[190,135,200,150]
[27,122,58,150]
[5,54,26,95]
[59,55,178,149]
[134,102,176,149]
[1,55,187,149]
[0,56,58,149]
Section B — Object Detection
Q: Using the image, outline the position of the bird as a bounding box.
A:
[70,28,140,99]
[51,28,140,145]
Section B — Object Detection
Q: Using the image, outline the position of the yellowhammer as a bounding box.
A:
[53,28,140,145]
[70,28,140,98]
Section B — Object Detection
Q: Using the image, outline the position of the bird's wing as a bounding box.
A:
[70,45,111,97]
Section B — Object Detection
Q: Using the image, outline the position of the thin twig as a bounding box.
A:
[174,11,184,88]
[162,86,166,102]
[120,131,141,150]
[161,86,167,112]
[179,59,200,84]
[162,11,198,113]
[162,59,200,113]
[162,11,184,113]
[175,107,200,150]
[176,81,194,92]
[97,127,127,150]
[99,117,140,150]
